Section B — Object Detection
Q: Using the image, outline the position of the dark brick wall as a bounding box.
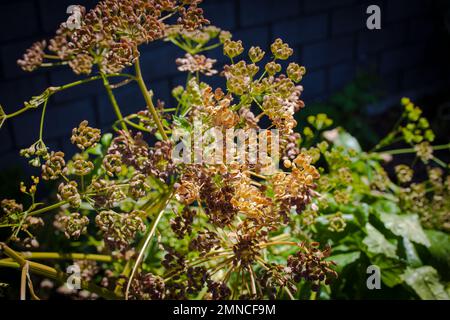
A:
[0,0,449,170]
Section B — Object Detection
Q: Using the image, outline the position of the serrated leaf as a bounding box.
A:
[370,255,405,288]
[327,251,360,272]
[373,200,400,215]
[402,237,422,267]
[424,230,450,268]
[379,213,430,247]
[363,223,398,258]
[402,266,449,300]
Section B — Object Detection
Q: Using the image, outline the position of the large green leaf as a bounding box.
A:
[363,223,398,258]
[327,251,361,273]
[424,230,450,268]
[379,213,430,247]
[370,255,405,288]
[402,266,449,300]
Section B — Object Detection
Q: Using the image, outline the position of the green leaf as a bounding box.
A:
[327,251,360,273]
[402,237,422,267]
[173,115,192,131]
[353,203,370,227]
[402,266,449,300]
[331,129,362,152]
[101,133,113,147]
[370,255,405,288]
[379,213,430,247]
[373,200,400,215]
[363,223,398,258]
[424,230,450,268]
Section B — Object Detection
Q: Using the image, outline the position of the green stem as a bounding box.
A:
[134,58,169,141]
[101,74,128,132]
[382,143,450,155]
[1,252,111,263]
[28,201,68,217]
[38,99,49,141]
[0,243,118,299]
[4,74,134,121]
[124,192,174,299]
[113,191,172,296]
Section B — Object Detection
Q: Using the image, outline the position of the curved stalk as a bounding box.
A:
[0,243,118,299]
[101,74,128,132]
[134,58,169,141]
[124,192,173,299]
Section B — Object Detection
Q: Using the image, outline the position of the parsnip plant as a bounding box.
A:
[0,0,448,300]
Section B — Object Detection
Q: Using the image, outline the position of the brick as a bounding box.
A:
[0,74,49,109]
[304,0,356,14]
[380,45,426,75]
[0,122,13,153]
[0,2,39,42]
[139,44,182,81]
[301,69,326,100]
[98,79,170,126]
[332,3,369,36]
[49,68,103,104]
[329,62,356,90]
[303,37,354,69]
[203,1,236,31]
[357,23,408,56]
[272,14,328,45]
[233,26,269,48]
[386,0,427,22]
[239,0,301,27]
[11,98,96,147]
[408,17,435,43]
[402,66,444,90]
[0,39,47,79]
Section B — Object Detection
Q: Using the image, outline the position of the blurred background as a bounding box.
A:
[0,0,449,177]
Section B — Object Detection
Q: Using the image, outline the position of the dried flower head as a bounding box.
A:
[41,151,67,180]
[71,120,101,150]
[17,41,46,72]
[95,210,146,250]
[176,53,217,76]
[57,181,81,208]
[57,212,89,239]
[223,39,244,59]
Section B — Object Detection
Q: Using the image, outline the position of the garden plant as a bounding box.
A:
[0,0,449,300]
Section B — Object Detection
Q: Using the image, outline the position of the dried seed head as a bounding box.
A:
[71,120,101,150]
[57,181,81,208]
[223,39,244,59]
[270,38,293,60]
[17,41,46,72]
[57,212,89,239]
[248,46,265,63]
[41,151,67,180]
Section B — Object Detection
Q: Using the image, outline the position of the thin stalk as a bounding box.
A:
[124,192,173,299]
[382,143,450,155]
[18,252,112,262]
[101,74,128,132]
[4,74,134,121]
[38,99,49,140]
[0,243,118,299]
[114,191,172,295]
[134,58,169,141]
[28,201,68,217]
